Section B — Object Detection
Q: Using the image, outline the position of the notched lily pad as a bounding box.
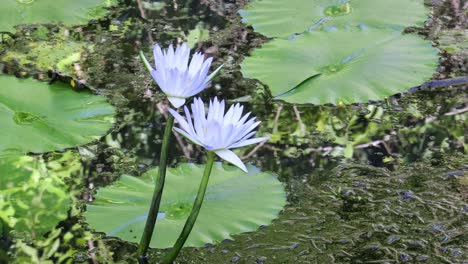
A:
[241,29,438,104]
[0,75,115,156]
[0,0,116,33]
[85,162,286,248]
[240,0,427,37]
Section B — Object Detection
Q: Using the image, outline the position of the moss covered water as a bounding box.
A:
[0,0,467,263]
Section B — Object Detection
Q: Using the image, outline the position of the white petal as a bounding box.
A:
[214,149,248,172]
[204,63,223,85]
[229,136,269,149]
[192,98,206,136]
[184,105,196,135]
[173,127,203,146]
[168,108,192,133]
[167,97,186,108]
[188,53,204,77]
[153,44,165,71]
[150,69,168,93]
[237,120,261,139]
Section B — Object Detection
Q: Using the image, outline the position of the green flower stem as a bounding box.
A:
[138,114,175,263]
[139,50,152,73]
[162,151,216,264]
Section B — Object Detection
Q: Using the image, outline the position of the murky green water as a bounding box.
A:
[1,0,467,263]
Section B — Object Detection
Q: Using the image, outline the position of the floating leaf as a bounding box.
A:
[239,0,427,38]
[85,163,286,248]
[241,29,438,104]
[0,0,116,33]
[0,156,71,238]
[0,76,115,156]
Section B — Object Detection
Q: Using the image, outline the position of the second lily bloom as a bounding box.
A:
[143,43,222,108]
[169,97,269,172]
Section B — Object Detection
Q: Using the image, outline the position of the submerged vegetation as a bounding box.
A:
[0,0,467,263]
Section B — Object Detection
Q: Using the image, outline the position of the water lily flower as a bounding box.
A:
[141,43,222,108]
[169,97,269,172]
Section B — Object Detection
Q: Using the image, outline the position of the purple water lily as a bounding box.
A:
[142,42,222,108]
[169,97,269,172]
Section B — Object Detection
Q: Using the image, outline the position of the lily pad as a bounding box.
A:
[0,155,71,238]
[239,0,427,38]
[241,29,438,104]
[0,0,115,33]
[0,76,115,156]
[85,162,286,248]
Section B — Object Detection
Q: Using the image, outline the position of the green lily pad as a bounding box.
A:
[0,155,71,238]
[0,76,115,156]
[241,29,438,104]
[239,0,427,38]
[0,0,115,33]
[85,162,286,248]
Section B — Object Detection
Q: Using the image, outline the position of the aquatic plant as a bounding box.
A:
[163,97,269,263]
[0,154,78,239]
[240,0,439,104]
[139,43,222,108]
[0,76,115,157]
[85,163,285,248]
[85,43,284,264]
[0,0,116,33]
[169,97,269,172]
[2,39,85,75]
[239,0,427,38]
[241,29,438,104]
[137,42,222,261]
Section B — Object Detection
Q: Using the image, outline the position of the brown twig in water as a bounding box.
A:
[136,0,147,19]
[272,103,283,134]
[87,240,98,264]
[293,105,306,136]
[444,106,468,116]
[241,104,283,160]
[301,104,465,155]
[156,101,192,159]
[242,140,267,160]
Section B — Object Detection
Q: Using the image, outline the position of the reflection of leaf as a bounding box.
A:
[0,156,71,238]
[2,40,86,74]
[0,76,115,157]
[142,1,165,11]
[85,163,286,248]
[186,23,210,48]
[438,29,468,54]
[242,29,438,104]
[0,0,116,33]
[239,0,427,37]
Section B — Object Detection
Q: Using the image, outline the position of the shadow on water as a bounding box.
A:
[0,0,466,263]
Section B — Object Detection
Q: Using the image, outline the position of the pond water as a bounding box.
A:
[0,0,467,263]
